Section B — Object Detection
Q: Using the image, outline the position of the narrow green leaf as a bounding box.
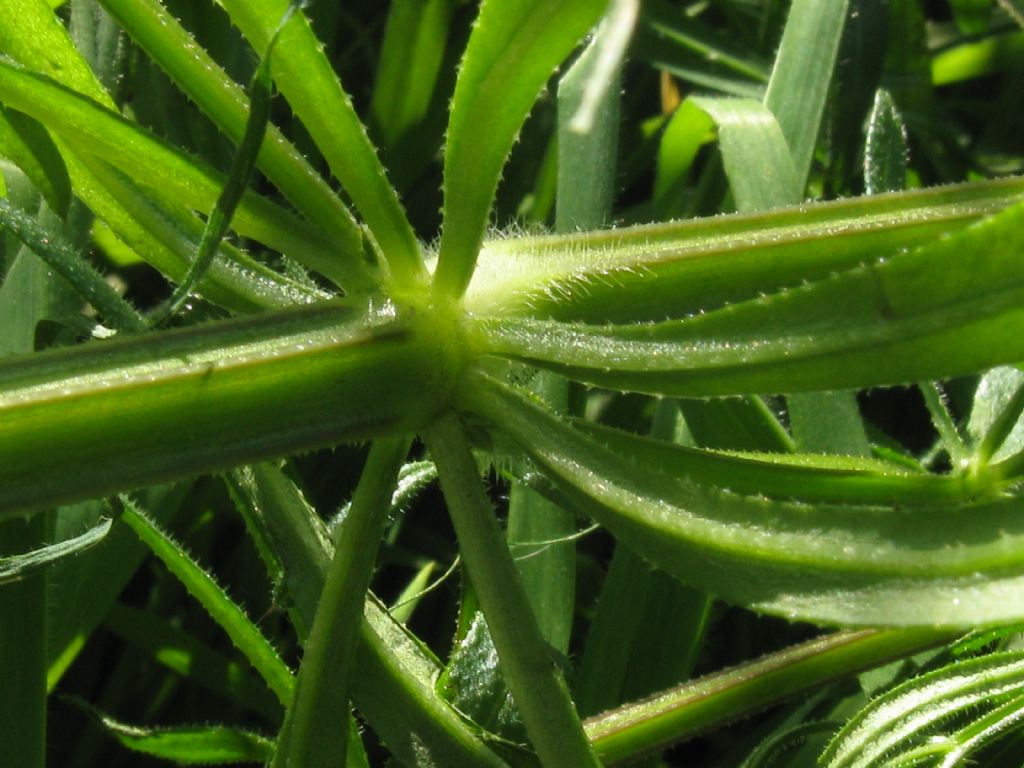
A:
[0,59,339,277]
[864,89,909,195]
[556,2,633,231]
[370,0,456,150]
[433,0,608,299]
[75,701,273,765]
[0,516,110,584]
[0,0,113,109]
[119,498,295,707]
[463,372,1024,627]
[690,96,801,210]
[388,558,439,625]
[474,198,1024,398]
[151,12,288,325]
[0,196,146,333]
[0,0,318,312]
[567,418,973,507]
[653,99,714,219]
[98,0,371,290]
[75,152,323,312]
[216,0,427,292]
[921,381,971,469]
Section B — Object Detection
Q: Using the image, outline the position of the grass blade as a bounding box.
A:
[72,700,274,765]
[689,96,800,210]
[370,0,456,152]
[763,0,849,185]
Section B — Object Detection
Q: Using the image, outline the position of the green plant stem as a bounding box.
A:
[425,412,601,768]
[0,515,48,768]
[584,627,956,765]
[274,436,411,768]
[0,299,453,517]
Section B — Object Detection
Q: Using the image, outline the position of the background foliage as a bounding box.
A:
[2,0,1024,766]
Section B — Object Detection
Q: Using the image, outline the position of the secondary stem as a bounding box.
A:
[584,627,957,765]
[425,412,602,768]
[273,436,411,768]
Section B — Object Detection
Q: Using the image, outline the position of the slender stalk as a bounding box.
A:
[584,627,956,765]
[425,412,601,768]
[273,436,411,767]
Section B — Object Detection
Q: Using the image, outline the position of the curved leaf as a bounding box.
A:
[463,373,1024,627]
[120,499,295,707]
[216,0,426,291]
[73,700,273,765]
[0,59,338,278]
